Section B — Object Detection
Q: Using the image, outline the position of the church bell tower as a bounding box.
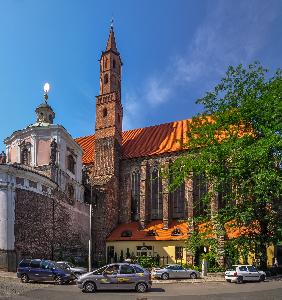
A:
[94,24,123,176]
[91,24,123,263]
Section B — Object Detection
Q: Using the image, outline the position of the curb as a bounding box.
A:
[152,278,225,284]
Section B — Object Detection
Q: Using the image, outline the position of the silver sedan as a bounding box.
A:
[76,263,152,293]
[151,264,200,280]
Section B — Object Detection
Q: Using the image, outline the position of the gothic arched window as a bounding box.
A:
[67,154,75,174]
[103,108,108,117]
[170,182,185,219]
[20,142,31,166]
[193,174,208,216]
[150,167,163,219]
[113,59,116,69]
[104,73,109,84]
[131,170,140,221]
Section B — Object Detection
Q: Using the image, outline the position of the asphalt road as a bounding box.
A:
[2,280,282,300]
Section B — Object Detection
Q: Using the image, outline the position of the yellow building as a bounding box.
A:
[106,220,190,265]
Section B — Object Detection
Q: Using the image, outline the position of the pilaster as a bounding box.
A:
[139,162,147,229]
[185,173,194,219]
[162,162,169,229]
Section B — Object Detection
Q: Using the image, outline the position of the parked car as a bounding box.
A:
[76,263,152,293]
[17,258,75,284]
[56,261,87,278]
[151,264,200,280]
[225,265,266,283]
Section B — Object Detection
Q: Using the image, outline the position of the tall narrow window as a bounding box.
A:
[104,73,109,84]
[218,178,232,209]
[170,182,185,219]
[193,174,208,216]
[67,154,75,174]
[103,107,108,117]
[113,59,116,69]
[131,170,140,221]
[20,142,31,165]
[150,167,163,219]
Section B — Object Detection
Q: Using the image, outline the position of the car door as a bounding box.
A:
[165,265,176,278]
[170,265,181,278]
[39,261,54,281]
[28,260,43,281]
[247,265,260,281]
[238,266,249,281]
[117,265,137,290]
[172,265,185,278]
[97,265,119,290]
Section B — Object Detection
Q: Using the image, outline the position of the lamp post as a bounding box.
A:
[201,246,208,277]
[88,184,93,272]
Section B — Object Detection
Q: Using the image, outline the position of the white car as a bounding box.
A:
[225,265,266,283]
[151,264,200,280]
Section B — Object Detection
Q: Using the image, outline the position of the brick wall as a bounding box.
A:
[15,188,89,263]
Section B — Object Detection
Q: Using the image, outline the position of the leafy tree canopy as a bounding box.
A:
[169,62,282,268]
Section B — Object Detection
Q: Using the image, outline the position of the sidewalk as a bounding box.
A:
[0,271,17,279]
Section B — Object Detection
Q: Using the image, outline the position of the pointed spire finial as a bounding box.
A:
[110,18,114,31]
[106,20,118,52]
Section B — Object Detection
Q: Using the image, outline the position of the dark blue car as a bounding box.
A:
[17,259,74,284]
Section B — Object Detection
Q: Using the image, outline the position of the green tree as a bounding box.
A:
[169,63,282,269]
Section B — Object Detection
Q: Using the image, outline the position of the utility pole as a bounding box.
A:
[88,185,93,272]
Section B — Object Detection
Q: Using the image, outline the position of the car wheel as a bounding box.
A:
[226,279,231,283]
[190,272,197,279]
[20,274,29,283]
[135,282,147,293]
[236,276,243,284]
[161,273,169,280]
[260,275,266,282]
[83,281,96,293]
[54,276,64,285]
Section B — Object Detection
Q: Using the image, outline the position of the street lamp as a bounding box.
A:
[44,82,50,103]
[201,246,208,277]
[88,185,93,272]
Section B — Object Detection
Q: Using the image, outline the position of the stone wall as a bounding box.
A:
[91,176,119,265]
[14,188,89,265]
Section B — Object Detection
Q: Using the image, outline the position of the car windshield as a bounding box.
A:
[56,262,68,269]
[51,262,65,270]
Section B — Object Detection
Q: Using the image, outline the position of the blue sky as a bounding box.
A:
[0,0,281,150]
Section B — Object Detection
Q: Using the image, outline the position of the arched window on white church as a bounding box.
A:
[20,142,31,166]
[131,169,140,221]
[150,167,163,219]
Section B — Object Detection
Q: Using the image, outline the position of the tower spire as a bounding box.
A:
[106,20,118,52]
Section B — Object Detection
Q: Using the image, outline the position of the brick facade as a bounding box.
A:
[15,188,89,263]
[81,27,225,266]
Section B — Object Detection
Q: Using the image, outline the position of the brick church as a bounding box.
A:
[75,26,214,265]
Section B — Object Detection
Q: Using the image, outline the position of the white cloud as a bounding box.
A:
[122,90,142,131]
[145,0,280,103]
[123,0,281,128]
[146,78,171,106]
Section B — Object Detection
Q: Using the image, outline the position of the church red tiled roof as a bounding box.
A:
[75,119,192,165]
[106,220,258,242]
[106,220,189,241]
